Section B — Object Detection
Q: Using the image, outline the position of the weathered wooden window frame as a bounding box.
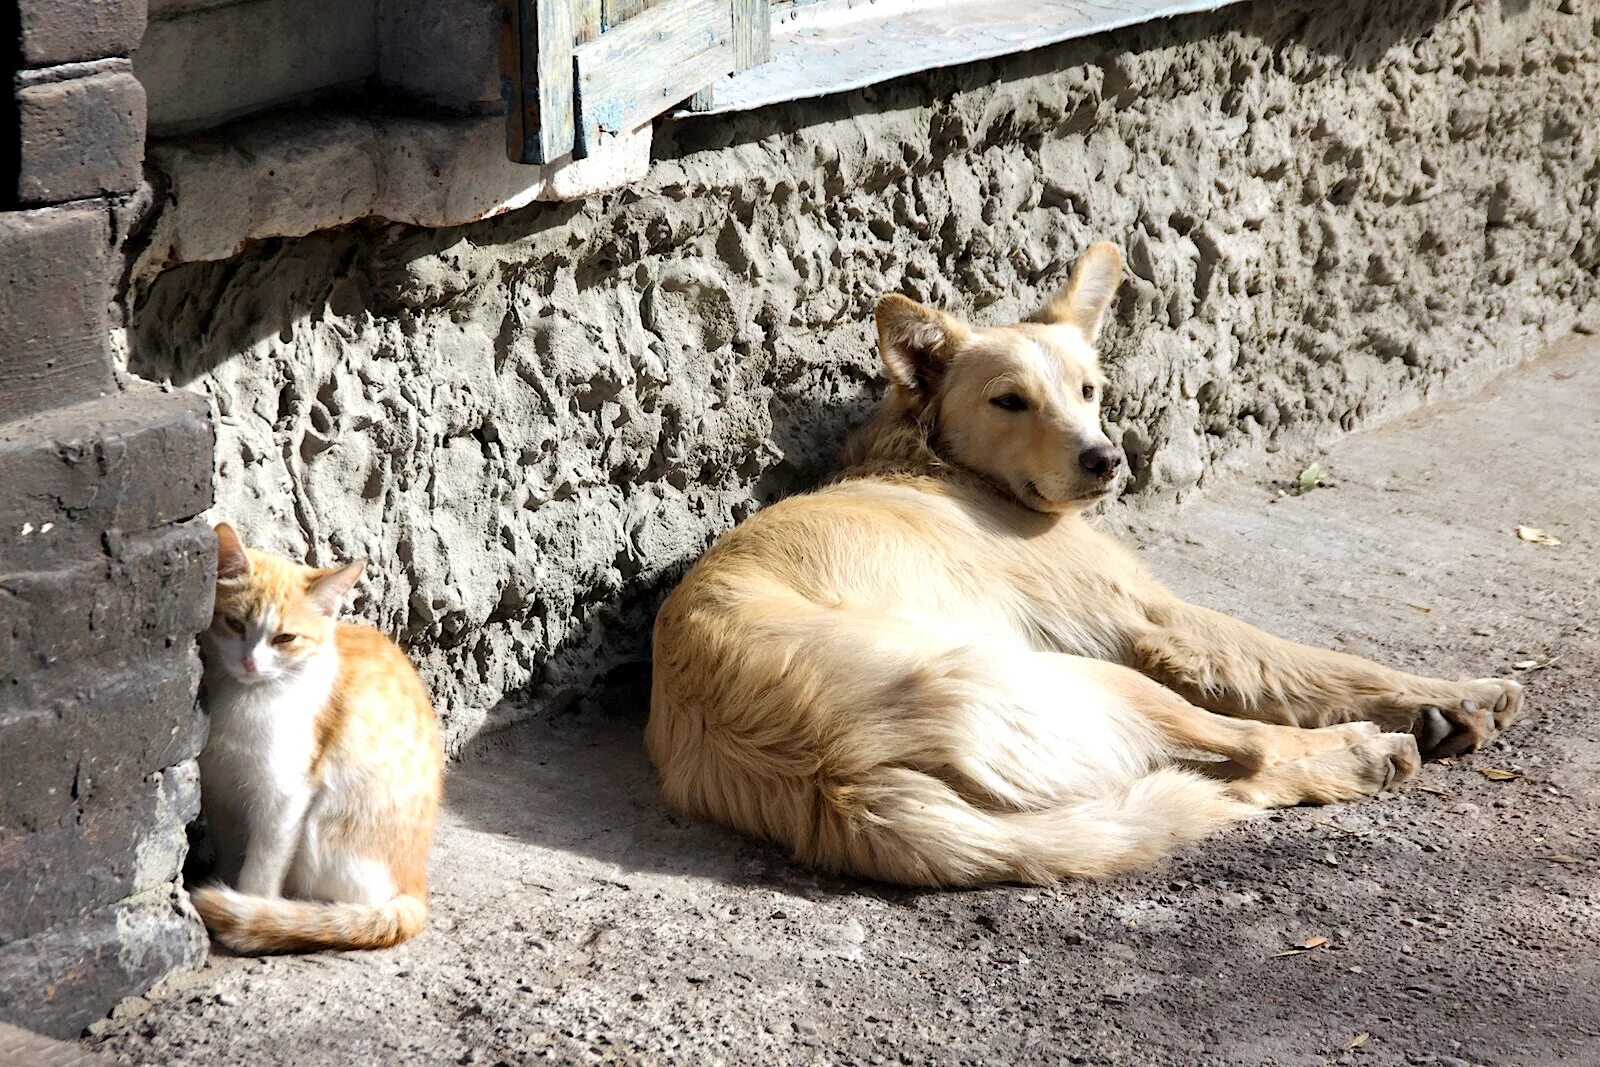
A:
[502,0,771,165]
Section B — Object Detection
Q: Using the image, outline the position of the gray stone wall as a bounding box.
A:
[1,0,213,1039]
[127,0,1600,754]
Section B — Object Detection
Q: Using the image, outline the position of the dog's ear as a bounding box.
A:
[1036,242,1123,342]
[875,295,968,393]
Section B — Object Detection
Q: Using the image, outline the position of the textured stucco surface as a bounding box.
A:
[125,0,1600,751]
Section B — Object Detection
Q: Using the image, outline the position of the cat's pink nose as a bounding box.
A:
[241,656,257,674]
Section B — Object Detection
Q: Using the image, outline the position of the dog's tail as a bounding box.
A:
[190,885,427,954]
[816,765,1250,887]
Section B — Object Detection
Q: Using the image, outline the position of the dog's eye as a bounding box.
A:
[272,633,297,647]
[1082,383,1097,401]
[989,393,1029,412]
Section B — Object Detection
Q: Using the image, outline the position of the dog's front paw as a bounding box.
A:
[1408,679,1523,758]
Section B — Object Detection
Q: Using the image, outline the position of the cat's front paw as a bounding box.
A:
[1408,678,1523,758]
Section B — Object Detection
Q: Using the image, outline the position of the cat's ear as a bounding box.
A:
[306,560,365,616]
[214,523,252,580]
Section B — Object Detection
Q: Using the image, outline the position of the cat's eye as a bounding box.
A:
[989,393,1029,412]
[223,616,246,636]
[1082,383,1097,401]
[272,634,297,646]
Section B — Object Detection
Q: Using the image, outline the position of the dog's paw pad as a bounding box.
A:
[1408,681,1520,759]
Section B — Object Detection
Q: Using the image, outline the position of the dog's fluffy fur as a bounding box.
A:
[647,244,1523,887]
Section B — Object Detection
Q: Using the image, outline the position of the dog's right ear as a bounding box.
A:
[214,522,252,580]
[1035,242,1123,342]
[875,295,968,393]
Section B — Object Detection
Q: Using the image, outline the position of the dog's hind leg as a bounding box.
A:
[1123,594,1522,759]
[1075,658,1421,808]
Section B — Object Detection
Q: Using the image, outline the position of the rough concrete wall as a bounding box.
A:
[126,0,1600,753]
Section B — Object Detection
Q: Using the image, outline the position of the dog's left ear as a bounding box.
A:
[876,295,969,393]
[1035,242,1123,343]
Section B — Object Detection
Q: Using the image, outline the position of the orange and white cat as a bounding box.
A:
[190,523,443,954]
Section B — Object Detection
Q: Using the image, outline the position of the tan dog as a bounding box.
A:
[646,244,1522,886]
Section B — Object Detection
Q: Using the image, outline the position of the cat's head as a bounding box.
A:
[204,523,365,686]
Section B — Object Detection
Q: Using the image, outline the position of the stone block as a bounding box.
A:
[17,0,148,67]
[0,762,199,944]
[0,519,215,682]
[15,67,146,204]
[0,206,115,426]
[0,886,205,1039]
[0,386,213,572]
[0,649,206,834]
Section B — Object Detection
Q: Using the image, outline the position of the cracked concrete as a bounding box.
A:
[87,338,1599,1066]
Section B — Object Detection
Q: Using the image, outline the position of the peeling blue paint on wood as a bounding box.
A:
[574,0,737,152]
[676,0,1250,117]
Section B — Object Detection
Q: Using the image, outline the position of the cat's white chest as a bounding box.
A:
[201,657,334,801]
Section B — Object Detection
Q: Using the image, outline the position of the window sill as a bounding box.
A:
[133,108,650,277]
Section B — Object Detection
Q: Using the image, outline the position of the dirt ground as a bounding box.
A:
[86,338,1598,1066]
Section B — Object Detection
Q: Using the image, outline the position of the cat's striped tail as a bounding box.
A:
[190,884,427,954]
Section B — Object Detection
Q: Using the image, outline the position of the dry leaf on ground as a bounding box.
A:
[1273,935,1331,958]
[1481,767,1521,781]
[1345,1032,1371,1050]
[1516,525,1562,546]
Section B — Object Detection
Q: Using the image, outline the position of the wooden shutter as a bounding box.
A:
[503,0,770,165]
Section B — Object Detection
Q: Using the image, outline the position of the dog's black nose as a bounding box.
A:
[1078,444,1122,480]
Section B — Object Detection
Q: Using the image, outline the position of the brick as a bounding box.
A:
[18,0,148,67]
[0,886,205,1039]
[0,762,199,944]
[0,648,206,833]
[15,68,146,204]
[0,206,115,425]
[0,520,215,681]
[0,385,213,571]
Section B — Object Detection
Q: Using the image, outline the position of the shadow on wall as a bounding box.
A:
[127,209,883,751]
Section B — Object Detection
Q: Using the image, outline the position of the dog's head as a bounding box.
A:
[874,242,1125,513]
